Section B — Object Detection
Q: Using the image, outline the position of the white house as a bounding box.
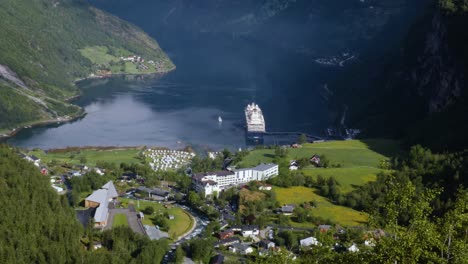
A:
[95,168,105,176]
[242,226,260,237]
[348,244,359,253]
[364,239,376,247]
[289,160,299,171]
[300,237,320,247]
[52,185,64,193]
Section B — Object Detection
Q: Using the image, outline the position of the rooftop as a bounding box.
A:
[252,163,277,171]
[192,171,235,180]
[85,181,118,224]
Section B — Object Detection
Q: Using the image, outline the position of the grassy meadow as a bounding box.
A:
[274,186,368,226]
[112,213,129,227]
[79,46,159,75]
[240,139,399,191]
[120,198,194,239]
[28,147,143,166]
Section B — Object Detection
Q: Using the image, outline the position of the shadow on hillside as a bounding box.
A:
[361,139,404,159]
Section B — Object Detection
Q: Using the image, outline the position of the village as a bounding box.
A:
[18,140,392,263]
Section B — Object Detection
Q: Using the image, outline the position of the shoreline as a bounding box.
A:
[73,66,176,85]
[0,112,87,142]
[1,68,176,143]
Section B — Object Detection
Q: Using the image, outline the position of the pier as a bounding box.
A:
[264,131,324,141]
[246,131,324,146]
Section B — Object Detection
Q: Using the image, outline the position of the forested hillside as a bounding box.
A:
[0,145,83,263]
[0,145,169,264]
[0,0,174,133]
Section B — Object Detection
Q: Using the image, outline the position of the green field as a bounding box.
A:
[120,198,194,239]
[274,186,368,226]
[79,46,119,65]
[28,148,143,166]
[241,140,399,168]
[79,46,158,75]
[113,213,129,227]
[240,139,399,192]
[302,167,385,193]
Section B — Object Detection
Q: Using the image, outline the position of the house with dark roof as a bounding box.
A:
[85,181,118,227]
[281,205,295,215]
[136,186,169,201]
[214,237,241,248]
[210,254,225,264]
[229,243,254,255]
[258,239,275,250]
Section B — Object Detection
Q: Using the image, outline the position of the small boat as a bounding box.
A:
[218,116,223,123]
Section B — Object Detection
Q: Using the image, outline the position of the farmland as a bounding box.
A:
[274,186,368,226]
[240,139,399,191]
[28,147,144,166]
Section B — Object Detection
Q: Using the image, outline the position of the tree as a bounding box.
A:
[143,206,154,215]
[188,191,202,207]
[298,134,307,144]
[174,245,185,264]
[370,177,443,264]
[222,148,232,159]
[277,214,289,226]
[79,156,87,164]
[189,239,214,263]
[274,146,288,159]
[319,154,330,168]
[439,190,468,263]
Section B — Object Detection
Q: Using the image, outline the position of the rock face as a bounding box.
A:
[415,13,464,113]
[331,6,468,150]
[92,0,420,56]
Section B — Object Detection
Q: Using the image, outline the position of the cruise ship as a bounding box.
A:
[245,103,265,139]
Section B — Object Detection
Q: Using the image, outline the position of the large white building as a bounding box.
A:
[192,163,279,197]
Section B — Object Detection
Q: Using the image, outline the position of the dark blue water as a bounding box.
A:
[8,0,421,150]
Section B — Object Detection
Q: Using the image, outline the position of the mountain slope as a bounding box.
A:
[330,2,468,151]
[0,0,174,134]
[0,145,83,263]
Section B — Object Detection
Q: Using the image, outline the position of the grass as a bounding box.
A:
[241,139,399,168]
[274,186,368,226]
[302,167,385,193]
[79,46,118,65]
[240,139,399,192]
[239,188,266,212]
[120,198,194,239]
[113,213,129,227]
[80,46,159,75]
[28,148,143,166]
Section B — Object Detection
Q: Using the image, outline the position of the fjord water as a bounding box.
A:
[8,1,421,150]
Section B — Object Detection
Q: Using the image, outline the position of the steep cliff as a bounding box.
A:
[333,4,468,150]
